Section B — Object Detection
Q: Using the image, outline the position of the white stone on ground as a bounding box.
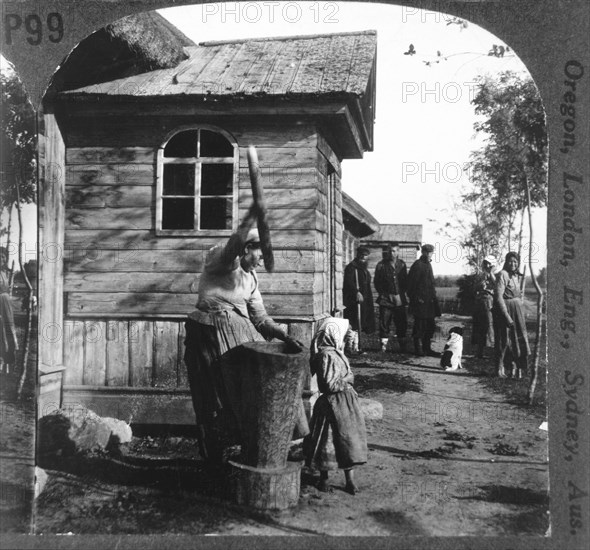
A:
[359,398,383,420]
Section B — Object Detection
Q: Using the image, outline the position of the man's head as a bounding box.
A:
[421,244,435,262]
[382,243,400,261]
[356,246,370,266]
[389,242,400,260]
[240,229,263,272]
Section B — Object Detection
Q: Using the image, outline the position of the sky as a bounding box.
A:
[1,1,547,275]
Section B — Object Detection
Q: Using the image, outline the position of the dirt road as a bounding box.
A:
[27,346,548,537]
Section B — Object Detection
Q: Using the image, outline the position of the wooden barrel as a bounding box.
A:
[220,341,308,469]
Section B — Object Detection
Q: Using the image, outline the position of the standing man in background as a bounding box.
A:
[343,246,375,353]
[374,243,408,353]
[407,244,441,357]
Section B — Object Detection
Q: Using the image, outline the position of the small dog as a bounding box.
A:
[440,327,464,371]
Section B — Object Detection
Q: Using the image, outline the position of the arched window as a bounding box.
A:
[156,126,238,235]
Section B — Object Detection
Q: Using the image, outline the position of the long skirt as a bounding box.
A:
[472,297,494,347]
[304,387,367,471]
[493,298,530,367]
[184,311,264,461]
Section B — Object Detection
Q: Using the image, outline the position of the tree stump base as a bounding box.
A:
[228,459,302,511]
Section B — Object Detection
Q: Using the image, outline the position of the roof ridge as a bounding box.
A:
[198,30,377,47]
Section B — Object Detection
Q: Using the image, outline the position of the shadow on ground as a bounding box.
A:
[354,372,422,395]
[366,508,428,536]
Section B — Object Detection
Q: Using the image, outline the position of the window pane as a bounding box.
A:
[200,198,232,229]
[201,164,233,195]
[164,130,199,157]
[162,198,194,229]
[163,164,194,195]
[200,129,234,157]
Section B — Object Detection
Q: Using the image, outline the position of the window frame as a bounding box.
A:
[156,124,239,236]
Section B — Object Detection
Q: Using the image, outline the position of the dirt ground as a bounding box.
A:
[1,312,548,537]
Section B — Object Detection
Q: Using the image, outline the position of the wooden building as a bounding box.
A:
[361,224,423,275]
[341,192,380,267]
[38,13,377,423]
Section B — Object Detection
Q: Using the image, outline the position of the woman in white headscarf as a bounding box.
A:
[304,317,367,495]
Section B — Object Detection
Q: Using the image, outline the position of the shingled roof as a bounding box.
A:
[62,30,377,98]
[362,224,423,245]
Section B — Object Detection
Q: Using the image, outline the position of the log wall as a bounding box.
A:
[63,114,328,320]
[59,109,339,418]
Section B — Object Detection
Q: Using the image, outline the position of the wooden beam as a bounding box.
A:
[66,291,316,317]
[129,320,154,387]
[39,111,66,370]
[67,147,155,165]
[153,321,179,388]
[64,247,318,273]
[83,320,106,386]
[64,229,326,251]
[66,164,154,186]
[64,271,320,295]
[61,98,352,119]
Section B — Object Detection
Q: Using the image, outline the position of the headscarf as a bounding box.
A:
[502,251,522,275]
[310,317,350,376]
[483,255,497,267]
[311,317,348,353]
[309,317,350,393]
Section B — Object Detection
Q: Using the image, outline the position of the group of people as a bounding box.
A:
[343,242,441,358]
[342,243,531,379]
[472,252,531,379]
[182,207,531,495]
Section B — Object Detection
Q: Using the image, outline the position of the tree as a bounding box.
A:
[465,72,547,265]
[464,71,547,403]
[1,69,37,399]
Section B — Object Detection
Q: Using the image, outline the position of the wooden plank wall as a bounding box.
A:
[62,317,316,390]
[60,112,338,394]
[63,115,327,319]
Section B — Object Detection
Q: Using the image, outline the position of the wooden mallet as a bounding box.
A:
[247,145,275,272]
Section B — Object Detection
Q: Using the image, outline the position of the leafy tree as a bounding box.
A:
[1,71,36,220]
[1,69,37,398]
[465,71,547,267]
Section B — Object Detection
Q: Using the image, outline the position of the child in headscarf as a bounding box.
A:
[304,317,367,495]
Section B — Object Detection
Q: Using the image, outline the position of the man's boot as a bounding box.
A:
[413,338,424,356]
[423,337,440,358]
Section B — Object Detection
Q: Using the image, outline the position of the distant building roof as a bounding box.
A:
[361,224,423,245]
[62,30,377,99]
[342,193,379,238]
